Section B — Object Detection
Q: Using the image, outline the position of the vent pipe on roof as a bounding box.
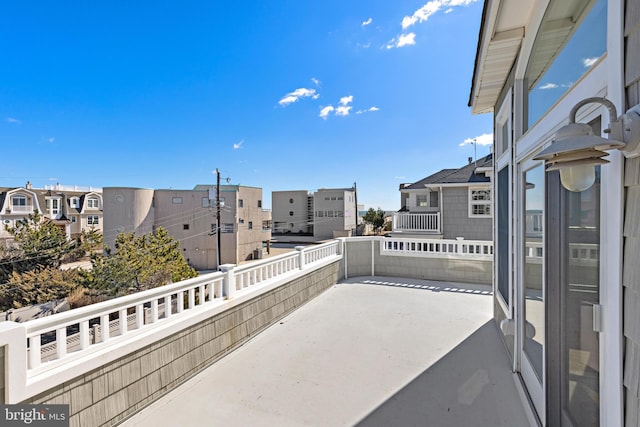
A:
[468,157,473,164]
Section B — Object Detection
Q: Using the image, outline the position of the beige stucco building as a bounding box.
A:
[103,185,271,270]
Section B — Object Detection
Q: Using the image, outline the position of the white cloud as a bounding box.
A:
[459,133,493,147]
[335,105,353,116]
[278,87,320,106]
[319,106,335,119]
[357,42,372,49]
[583,57,599,68]
[386,32,416,49]
[6,117,21,124]
[233,140,244,150]
[402,0,478,29]
[539,83,559,90]
[362,17,373,27]
[339,95,353,106]
[356,106,380,114]
[397,33,416,47]
[394,176,406,180]
[311,77,320,86]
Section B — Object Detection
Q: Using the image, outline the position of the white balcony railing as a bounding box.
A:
[392,212,441,233]
[381,237,492,259]
[23,240,341,377]
[8,205,34,213]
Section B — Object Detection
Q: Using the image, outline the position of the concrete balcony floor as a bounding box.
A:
[121,277,534,427]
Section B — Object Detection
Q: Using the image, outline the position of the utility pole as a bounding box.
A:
[353,182,358,236]
[216,168,221,269]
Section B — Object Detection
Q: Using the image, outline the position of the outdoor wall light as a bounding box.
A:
[534,97,640,191]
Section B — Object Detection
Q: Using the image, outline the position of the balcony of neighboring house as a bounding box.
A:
[391,212,441,234]
[7,204,34,214]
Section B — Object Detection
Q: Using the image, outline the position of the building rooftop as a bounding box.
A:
[121,276,533,427]
[404,154,493,189]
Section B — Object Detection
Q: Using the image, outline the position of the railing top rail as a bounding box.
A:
[24,272,225,333]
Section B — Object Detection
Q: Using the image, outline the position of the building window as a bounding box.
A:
[11,195,27,211]
[87,197,100,208]
[289,198,294,204]
[239,218,244,224]
[202,197,210,208]
[316,211,324,217]
[87,215,99,225]
[469,188,492,217]
[183,224,189,230]
[257,200,262,208]
[429,191,439,208]
[45,198,60,215]
[327,211,334,217]
[338,197,343,200]
[289,211,294,216]
[238,199,244,208]
[248,221,253,230]
[70,197,80,208]
[416,195,428,207]
[71,216,77,223]
[172,197,183,204]
[222,223,234,233]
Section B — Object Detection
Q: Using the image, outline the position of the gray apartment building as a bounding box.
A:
[272,187,357,240]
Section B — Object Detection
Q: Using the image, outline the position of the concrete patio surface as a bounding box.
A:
[120,276,534,427]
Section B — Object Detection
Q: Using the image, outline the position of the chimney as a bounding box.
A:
[26,181,32,189]
[468,157,473,164]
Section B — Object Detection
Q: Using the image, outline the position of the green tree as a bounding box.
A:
[82,227,197,296]
[1,211,73,282]
[0,267,82,310]
[363,208,386,234]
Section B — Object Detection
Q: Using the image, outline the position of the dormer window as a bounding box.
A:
[45,198,61,216]
[87,197,100,209]
[11,195,27,212]
[70,197,80,208]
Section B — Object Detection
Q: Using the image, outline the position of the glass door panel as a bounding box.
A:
[561,173,600,426]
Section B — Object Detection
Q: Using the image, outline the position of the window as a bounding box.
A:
[222,223,234,233]
[416,195,428,207]
[238,199,244,208]
[316,211,324,217]
[289,198,294,204]
[172,197,183,204]
[12,195,26,206]
[327,211,334,217]
[469,188,492,217]
[183,224,189,230]
[70,197,80,208]
[45,198,60,215]
[239,218,244,224]
[202,197,210,208]
[525,0,606,129]
[248,221,253,230]
[71,216,77,223]
[87,215,99,225]
[496,167,510,307]
[289,211,294,216]
[429,191,439,208]
[87,197,100,208]
[257,200,262,208]
[338,197,343,200]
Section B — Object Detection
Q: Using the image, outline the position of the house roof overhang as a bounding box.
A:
[468,0,535,114]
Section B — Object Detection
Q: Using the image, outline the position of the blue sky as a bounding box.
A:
[1,0,492,210]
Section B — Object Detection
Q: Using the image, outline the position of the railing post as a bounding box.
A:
[220,264,236,299]
[456,237,464,255]
[296,246,306,270]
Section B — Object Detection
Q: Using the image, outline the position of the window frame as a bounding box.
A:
[468,187,492,218]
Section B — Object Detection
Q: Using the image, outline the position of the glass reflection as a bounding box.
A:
[524,164,544,380]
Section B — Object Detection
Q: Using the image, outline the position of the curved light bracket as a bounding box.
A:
[533,97,640,191]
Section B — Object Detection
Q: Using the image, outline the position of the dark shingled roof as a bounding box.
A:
[404,154,493,189]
